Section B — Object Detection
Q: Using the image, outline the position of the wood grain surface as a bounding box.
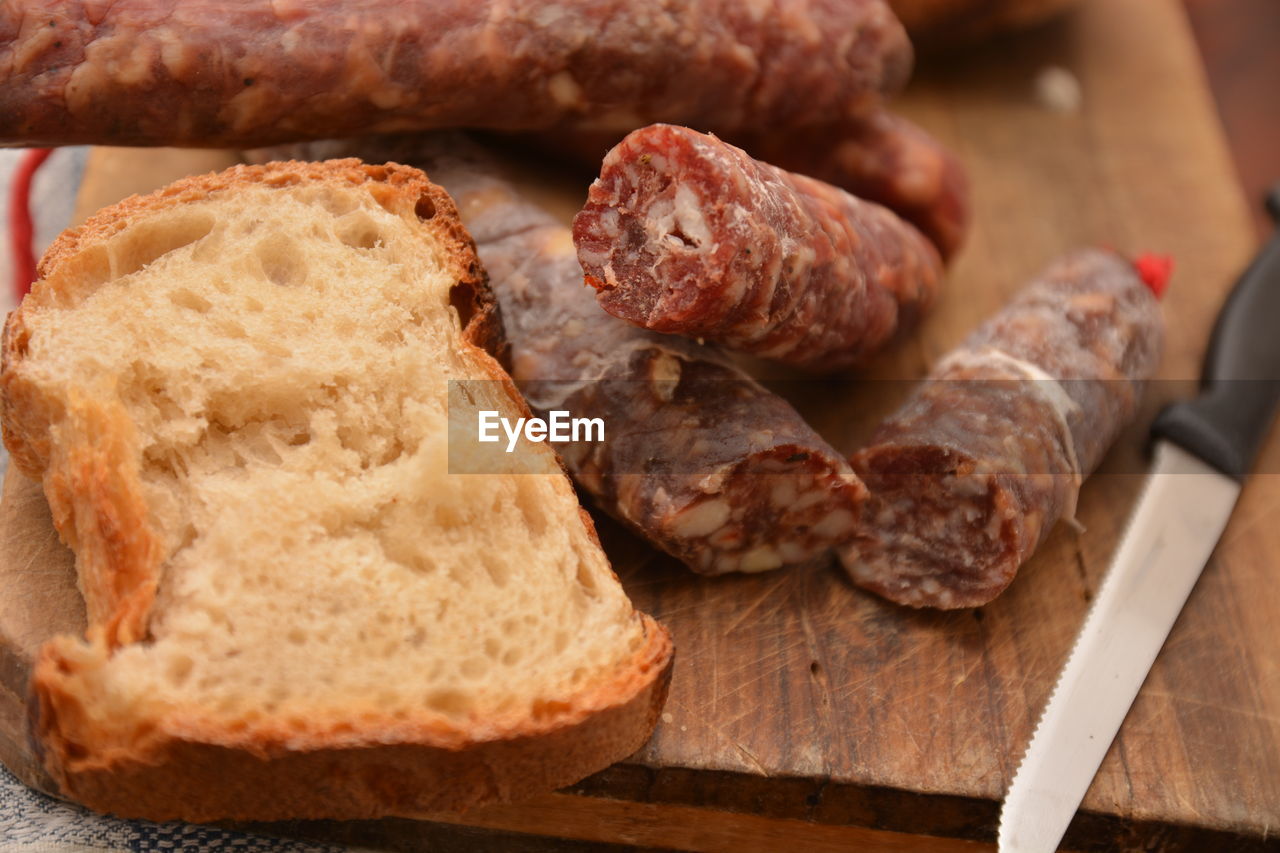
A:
[1183,0,1280,238]
[2,0,1277,850]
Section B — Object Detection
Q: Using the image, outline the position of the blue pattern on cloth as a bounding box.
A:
[0,764,347,852]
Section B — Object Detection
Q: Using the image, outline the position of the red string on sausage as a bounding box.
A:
[1133,252,1173,299]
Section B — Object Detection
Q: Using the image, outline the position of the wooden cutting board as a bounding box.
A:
[2,0,1276,849]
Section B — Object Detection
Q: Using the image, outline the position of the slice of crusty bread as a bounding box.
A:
[0,160,671,821]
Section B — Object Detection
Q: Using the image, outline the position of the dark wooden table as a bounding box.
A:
[1184,0,1280,236]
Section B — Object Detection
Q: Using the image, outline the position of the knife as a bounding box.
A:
[998,185,1280,853]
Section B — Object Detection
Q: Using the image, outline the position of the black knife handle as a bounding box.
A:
[1151,187,1280,480]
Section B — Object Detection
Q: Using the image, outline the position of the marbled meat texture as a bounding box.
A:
[573,124,944,372]
[841,249,1164,608]
[528,109,971,261]
[0,0,911,147]
[737,111,971,261]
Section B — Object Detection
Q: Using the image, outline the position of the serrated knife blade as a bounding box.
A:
[999,186,1280,852]
[997,441,1239,852]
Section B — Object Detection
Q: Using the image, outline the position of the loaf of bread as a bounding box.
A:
[0,160,672,821]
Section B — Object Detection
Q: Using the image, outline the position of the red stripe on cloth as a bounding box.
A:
[9,148,54,303]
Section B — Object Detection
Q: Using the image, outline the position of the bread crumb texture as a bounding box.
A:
[1,162,662,798]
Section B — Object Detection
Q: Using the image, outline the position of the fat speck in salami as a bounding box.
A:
[572,124,944,372]
[840,249,1165,609]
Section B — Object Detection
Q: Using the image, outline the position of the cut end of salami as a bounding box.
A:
[573,123,944,371]
[557,345,869,575]
[841,248,1165,609]
[841,366,1079,609]
[843,446,1024,609]
[657,447,869,575]
[573,124,742,331]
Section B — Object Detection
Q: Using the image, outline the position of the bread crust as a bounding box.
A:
[4,159,674,821]
[31,616,672,821]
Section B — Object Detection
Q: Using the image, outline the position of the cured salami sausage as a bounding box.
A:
[0,0,910,148]
[734,112,970,261]
[260,135,866,574]
[841,249,1165,609]
[524,110,970,260]
[572,124,944,372]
